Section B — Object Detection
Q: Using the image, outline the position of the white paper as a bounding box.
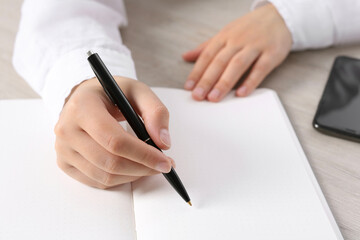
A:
[0,100,136,240]
[132,88,343,240]
[0,88,343,240]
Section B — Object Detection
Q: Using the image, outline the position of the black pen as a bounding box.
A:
[87,51,191,206]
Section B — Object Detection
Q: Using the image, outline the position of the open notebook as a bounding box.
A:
[0,88,343,240]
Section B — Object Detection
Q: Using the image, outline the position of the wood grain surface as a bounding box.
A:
[1,0,359,239]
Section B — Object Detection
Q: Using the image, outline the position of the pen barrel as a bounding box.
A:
[163,170,191,203]
[87,53,150,141]
[87,52,191,204]
[146,138,190,203]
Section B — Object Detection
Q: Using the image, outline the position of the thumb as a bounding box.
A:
[182,39,211,62]
[128,83,171,150]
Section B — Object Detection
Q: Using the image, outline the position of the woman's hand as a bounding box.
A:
[183,3,292,101]
[54,77,174,189]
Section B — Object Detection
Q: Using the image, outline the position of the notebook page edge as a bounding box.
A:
[270,91,344,240]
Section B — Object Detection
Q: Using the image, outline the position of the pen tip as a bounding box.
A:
[87,50,94,57]
[187,201,192,206]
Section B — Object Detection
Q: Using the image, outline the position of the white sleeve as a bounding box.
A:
[252,0,360,51]
[13,0,137,119]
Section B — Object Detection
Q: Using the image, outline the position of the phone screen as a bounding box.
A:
[313,56,360,141]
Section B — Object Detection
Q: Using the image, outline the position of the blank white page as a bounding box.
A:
[132,88,343,240]
[0,100,136,240]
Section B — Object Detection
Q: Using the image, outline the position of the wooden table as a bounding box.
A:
[1,0,359,239]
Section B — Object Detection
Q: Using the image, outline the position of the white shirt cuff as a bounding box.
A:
[42,47,137,121]
[252,0,335,51]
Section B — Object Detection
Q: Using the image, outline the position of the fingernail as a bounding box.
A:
[169,157,176,168]
[160,128,171,147]
[156,161,171,173]
[185,80,195,90]
[208,89,221,100]
[193,87,205,99]
[237,86,247,96]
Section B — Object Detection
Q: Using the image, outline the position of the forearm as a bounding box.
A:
[13,0,136,119]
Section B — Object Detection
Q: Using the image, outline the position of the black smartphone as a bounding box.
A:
[313,56,360,142]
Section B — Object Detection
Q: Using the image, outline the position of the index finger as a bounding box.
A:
[185,40,225,91]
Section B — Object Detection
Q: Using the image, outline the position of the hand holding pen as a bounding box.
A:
[54,75,175,189]
[87,51,191,204]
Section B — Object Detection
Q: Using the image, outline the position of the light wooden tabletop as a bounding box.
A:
[1,0,359,239]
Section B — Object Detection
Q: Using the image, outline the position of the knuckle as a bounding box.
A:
[227,41,242,52]
[200,51,212,61]
[232,55,246,66]
[106,135,124,153]
[213,57,227,68]
[65,99,80,115]
[54,142,68,162]
[212,37,225,48]
[64,97,85,122]
[140,150,157,169]
[103,156,119,173]
[54,121,66,137]
[56,158,65,170]
[56,158,69,172]
[153,105,169,119]
[256,61,271,73]
[101,172,115,186]
[249,45,262,55]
